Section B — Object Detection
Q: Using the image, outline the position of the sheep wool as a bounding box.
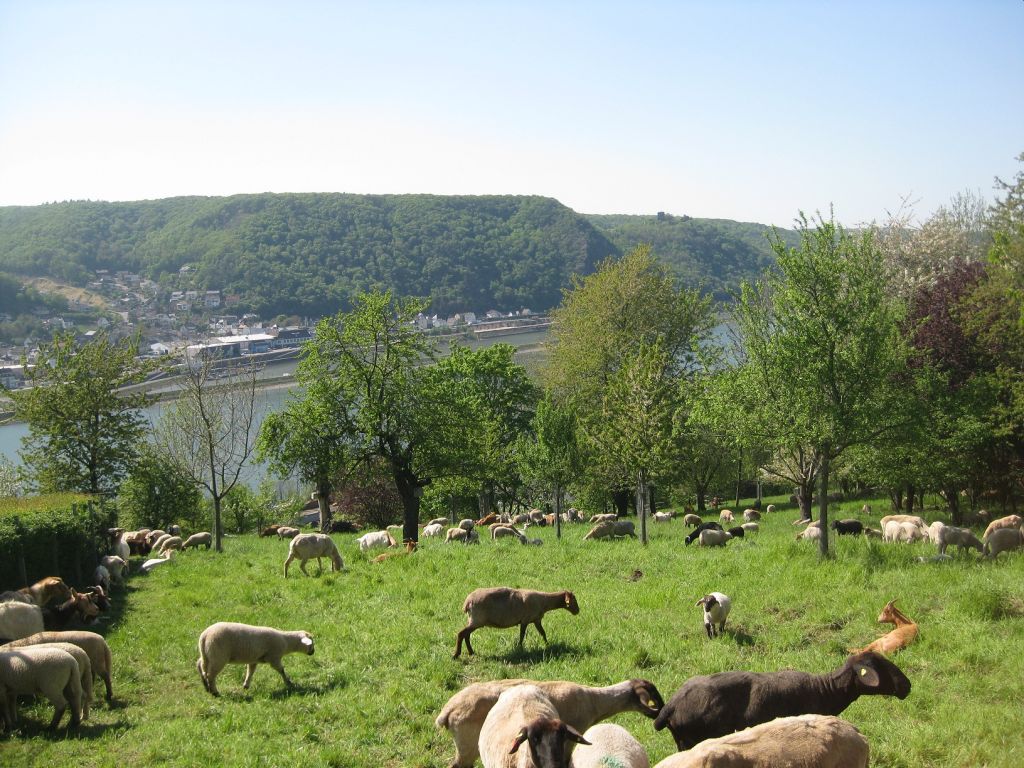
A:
[1,630,115,702]
[0,646,83,730]
[570,723,650,768]
[0,602,45,643]
[478,684,589,768]
[197,622,314,696]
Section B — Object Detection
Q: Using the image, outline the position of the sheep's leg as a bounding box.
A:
[317,556,323,575]
[705,621,713,639]
[102,672,113,702]
[533,620,548,644]
[269,658,293,688]
[518,623,529,645]
[283,554,294,577]
[242,663,258,690]
[454,627,475,658]
[300,558,312,576]
[720,617,727,634]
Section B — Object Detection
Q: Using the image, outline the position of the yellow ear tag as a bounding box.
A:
[859,668,867,676]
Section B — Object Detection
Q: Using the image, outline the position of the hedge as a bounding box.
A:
[0,495,117,590]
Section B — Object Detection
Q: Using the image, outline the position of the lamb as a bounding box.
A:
[583,520,636,540]
[182,531,213,550]
[740,522,759,534]
[684,522,722,546]
[935,525,983,555]
[0,646,83,730]
[852,599,918,655]
[447,527,481,544]
[653,511,673,523]
[984,527,1023,558]
[284,533,345,576]
[358,530,397,551]
[423,522,445,538]
[436,678,663,768]
[652,651,910,750]
[100,555,129,585]
[683,514,703,528]
[982,514,1023,541]
[651,714,869,768]
[492,525,528,543]
[698,529,732,547]
[276,526,301,539]
[883,520,925,543]
[0,602,45,643]
[742,509,760,522]
[719,510,734,523]
[478,684,589,768]
[1,630,115,702]
[196,621,314,696]
[570,723,649,768]
[830,519,863,536]
[696,593,731,638]
[454,587,580,658]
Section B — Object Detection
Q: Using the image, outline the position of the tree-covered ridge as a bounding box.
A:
[0,194,618,317]
[585,212,797,298]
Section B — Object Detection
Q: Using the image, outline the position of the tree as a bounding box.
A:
[516,393,581,539]
[9,331,151,494]
[733,212,908,555]
[117,444,203,531]
[155,358,261,552]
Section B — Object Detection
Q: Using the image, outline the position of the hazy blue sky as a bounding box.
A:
[1,1,1021,226]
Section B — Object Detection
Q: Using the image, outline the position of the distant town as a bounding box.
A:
[0,268,550,391]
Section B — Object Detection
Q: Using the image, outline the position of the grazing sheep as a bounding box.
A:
[0,602,45,642]
[1,630,115,702]
[196,622,314,696]
[719,510,734,524]
[696,593,731,638]
[652,651,910,750]
[740,522,759,534]
[726,526,745,539]
[284,533,344,576]
[765,504,776,514]
[935,525,983,556]
[182,531,213,550]
[0,646,83,730]
[583,520,636,540]
[427,517,449,528]
[653,511,673,523]
[492,525,528,543]
[423,523,445,538]
[150,533,173,552]
[651,714,869,768]
[852,599,918,655]
[276,526,301,539]
[698,529,732,547]
[796,525,822,542]
[683,514,703,528]
[588,513,618,524]
[145,529,167,547]
[454,587,580,658]
[478,684,589,768]
[830,519,863,536]
[743,509,760,522]
[684,522,723,546]
[458,518,476,532]
[437,678,663,768]
[879,514,926,530]
[158,534,185,554]
[447,527,481,544]
[358,530,397,551]
[260,525,281,537]
[982,514,1024,541]
[984,527,1024,558]
[571,723,650,768]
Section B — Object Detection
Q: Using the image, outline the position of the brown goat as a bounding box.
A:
[854,599,918,655]
[372,540,417,563]
[19,577,73,608]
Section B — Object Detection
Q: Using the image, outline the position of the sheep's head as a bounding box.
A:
[877,600,900,624]
[630,679,665,717]
[298,632,315,655]
[845,651,911,700]
[509,718,589,767]
[695,595,719,611]
[563,592,580,614]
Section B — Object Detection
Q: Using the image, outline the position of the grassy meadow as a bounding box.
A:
[3,497,1023,767]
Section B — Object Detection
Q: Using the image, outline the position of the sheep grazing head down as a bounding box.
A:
[509,717,590,767]
[298,633,315,655]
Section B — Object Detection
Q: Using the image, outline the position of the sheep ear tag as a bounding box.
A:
[855,664,879,687]
[565,594,571,607]
[510,728,529,754]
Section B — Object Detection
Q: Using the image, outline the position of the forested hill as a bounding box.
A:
[586,212,794,297]
[0,194,786,317]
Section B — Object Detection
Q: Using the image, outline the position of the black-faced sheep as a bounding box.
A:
[830,519,863,536]
[684,522,722,546]
[477,684,589,768]
[453,588,580,658]
[652,651,910,750]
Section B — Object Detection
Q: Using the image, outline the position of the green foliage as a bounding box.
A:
[221,483,275,535]
[9,331,152,495]
[116,445,204,531]
[0,495,112,589]
[0,455,24,498]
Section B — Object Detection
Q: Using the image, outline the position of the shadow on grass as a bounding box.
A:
[267,675,350,700]
[498,641,584,664]
[5,718,132,742]
[726,626,757,647]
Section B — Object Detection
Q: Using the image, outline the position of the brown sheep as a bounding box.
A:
[453,587,580,658]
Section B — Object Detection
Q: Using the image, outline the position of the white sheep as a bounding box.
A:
[427,517,449,528]
[423,523,445,538]
[28,641,93,720]
[719,509,734,523]
[683,514,703,528]
[454,587,580,658]
[926,521,946,544]
[478,684,589,768]
[583,520,637,540]
[741,522,759,534]
[0,602,44,642]
[743,509,761,522]
[570,723,649,768]
[284,533,344,576]
[766,504,776,514]
[112,534,130,562]
[984,527,1023,558]
[446,527,480,544]
[935,525,983,555]
[650,714,868,768]
[0,646,83,730]
[883,520,926,543]
[150,532,173,552]
[196,621,314,696]
[182,531,213,550]
[983,514,1023,541]
[796,525,821,541]
[696,592,731,638]
[653,511,673,523]
[879,514,927,530]
[276,526,301,539]
[140,549,176,573]
[588,513,618,524]
[698,529,732,547]
[157,535,184,554]
[491,525,528,543]
[1,630,115,702]
[99,555,128,585]
[437,678,663,768]
[358,530,397,551]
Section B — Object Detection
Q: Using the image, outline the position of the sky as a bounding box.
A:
[0,1,1021,227]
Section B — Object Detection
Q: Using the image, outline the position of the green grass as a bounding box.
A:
[0,494,91,517]
[3,496,1023,767]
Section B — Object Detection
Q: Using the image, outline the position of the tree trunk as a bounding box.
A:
[213,495,224,553]
[944,485,961,525]
[818,443,831,558]
[890,489,903,512]
[612,489,630,517]
[735,448,743,509]
[696,491,706,513]
[904,485,916,514]
[554,482,562,540]
[637,469,649,546]
[797,483,814,521]
[316,479,333,532]
[393,469,423,543]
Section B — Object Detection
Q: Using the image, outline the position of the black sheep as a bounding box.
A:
[653,651,911,750]
[726,526,745,539]
[831,519,864,536]
[684,522,723,546]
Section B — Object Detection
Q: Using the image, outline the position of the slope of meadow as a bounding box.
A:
[3,498,1022,767]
